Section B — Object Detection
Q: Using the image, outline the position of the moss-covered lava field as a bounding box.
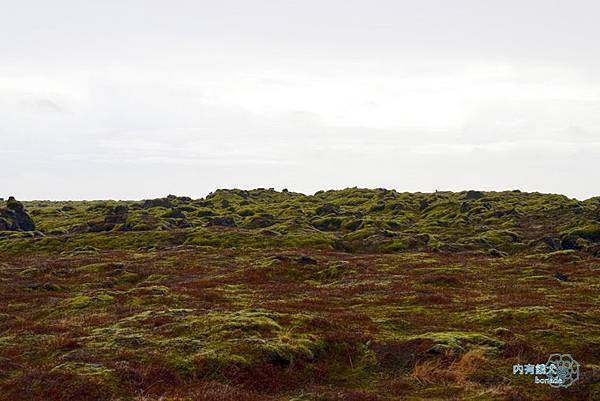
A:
[1,188,599,400]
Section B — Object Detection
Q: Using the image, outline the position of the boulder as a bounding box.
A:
[465,190,485,200]
[0,197,36,231]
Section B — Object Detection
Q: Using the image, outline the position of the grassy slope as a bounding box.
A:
[0,189,599,400]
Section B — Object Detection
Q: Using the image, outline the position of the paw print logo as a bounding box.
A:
[546,354,580,388]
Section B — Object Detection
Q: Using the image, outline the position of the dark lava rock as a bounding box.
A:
[6,197,23,212]
[142,198,173,209]
[554,272,569,281]
[104,206,129,224]
[0,197,36,231]
[560,237,581,251]
[206,216,237,227]
[86,221,116,233]
[465,190,485,200]
[540,237,558,251]
[196,209,215,217]
[297,255,317,265]
[113,205,129,214]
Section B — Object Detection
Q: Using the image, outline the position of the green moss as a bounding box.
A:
[312,217,343,231]
[144,273,169,283]
[561,224,600,241]
[408,331,505,350]
[464,306,550,327]
[18,267,39,277]
[115,270,141,285]
[64,245,100,256]
[466,230,520,248]
[539,249,580,261]
[77,262,124,273]
[378,238,410,252]
[82,308,323,378]
[316,261,354,281]
[42,283,64,291]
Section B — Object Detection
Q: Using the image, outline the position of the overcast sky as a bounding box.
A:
[1,1,599,200]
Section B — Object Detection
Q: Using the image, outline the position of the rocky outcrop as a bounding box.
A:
[104,205,129,224]
[0,197,36,231]
[465,190,485,200]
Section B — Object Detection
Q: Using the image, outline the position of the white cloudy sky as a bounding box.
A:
[1,0,599,200]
